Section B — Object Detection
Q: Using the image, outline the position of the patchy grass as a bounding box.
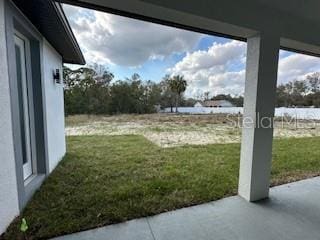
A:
[3,136,320,239]
[65,113,240,126]
[65,114,320,147]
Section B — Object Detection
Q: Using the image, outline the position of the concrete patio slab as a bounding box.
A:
[53,177,320,240]
[52,218,154,240]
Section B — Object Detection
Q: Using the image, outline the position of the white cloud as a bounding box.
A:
[168,42,320,97]
[63,4,202,67]
[278,52,320,84]
[168,40,247,97]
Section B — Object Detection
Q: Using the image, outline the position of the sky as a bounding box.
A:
[63,4,320,98]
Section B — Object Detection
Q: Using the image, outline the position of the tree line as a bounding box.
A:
[276,72,320,107]
[64,65,320,115]
[63,66,189,115]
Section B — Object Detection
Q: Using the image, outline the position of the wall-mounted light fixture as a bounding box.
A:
[53,69,61,84]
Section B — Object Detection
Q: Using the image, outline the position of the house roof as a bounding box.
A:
[12,0,85,65]
[204,100,233,107]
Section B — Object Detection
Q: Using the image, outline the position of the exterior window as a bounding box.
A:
[14,33,34,180]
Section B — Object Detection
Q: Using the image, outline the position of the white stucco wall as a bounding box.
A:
[0,0,20,234]
[42,39,66,173]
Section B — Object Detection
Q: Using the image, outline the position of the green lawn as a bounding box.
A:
[3,136,320,239]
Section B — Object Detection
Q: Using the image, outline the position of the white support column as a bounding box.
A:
[238,33,280,202]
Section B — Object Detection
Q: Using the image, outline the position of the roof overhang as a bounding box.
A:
[57,0,320,58]
[12,0,85,65]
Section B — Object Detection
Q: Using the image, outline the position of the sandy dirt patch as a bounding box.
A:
[65,114,320,147]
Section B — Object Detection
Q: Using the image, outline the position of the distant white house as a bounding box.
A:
[203,100,234,107]
[194,102,203,107]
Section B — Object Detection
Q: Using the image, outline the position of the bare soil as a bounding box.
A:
[65,114,320,147]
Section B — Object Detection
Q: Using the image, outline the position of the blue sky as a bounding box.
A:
[107,36,232,82]
[63,4,320,98]
[107,51,186,82]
